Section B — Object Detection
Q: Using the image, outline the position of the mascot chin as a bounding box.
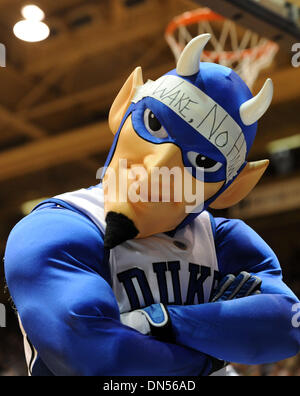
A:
[4,34,300,377]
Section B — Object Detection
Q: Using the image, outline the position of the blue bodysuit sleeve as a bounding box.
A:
[4,206,211,376]
[167,217,300,365]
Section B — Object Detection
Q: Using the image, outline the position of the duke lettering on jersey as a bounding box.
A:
[117,262,220,310]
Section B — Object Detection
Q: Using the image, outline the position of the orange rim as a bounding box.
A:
[165,8,279,61]
[165,8,224,35]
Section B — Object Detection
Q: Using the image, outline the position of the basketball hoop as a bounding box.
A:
[165,8,279,89]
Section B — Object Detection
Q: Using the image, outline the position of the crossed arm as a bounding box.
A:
[5,207,300,375]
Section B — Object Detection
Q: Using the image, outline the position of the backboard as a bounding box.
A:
[194,0,300,50]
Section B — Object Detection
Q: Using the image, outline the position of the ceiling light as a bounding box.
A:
[21,5,45,21]
[13,20,50,42]
[13,5,50,42]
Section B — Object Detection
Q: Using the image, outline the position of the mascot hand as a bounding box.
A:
[121,303,174,342]
[211,272,262,303]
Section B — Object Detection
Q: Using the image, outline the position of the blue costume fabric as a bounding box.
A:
[4,196,300,376]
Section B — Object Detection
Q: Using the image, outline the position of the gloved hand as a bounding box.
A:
[211,271,262,303]
[121,303,173,342]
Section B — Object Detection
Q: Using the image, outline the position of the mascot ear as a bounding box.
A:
[109,67,144,135]
[210,160,269,209]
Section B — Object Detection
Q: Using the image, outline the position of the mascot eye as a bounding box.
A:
[144,109,168,139]
[187,152,223,173]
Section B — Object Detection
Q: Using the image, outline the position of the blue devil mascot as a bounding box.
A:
[5,35,300,376]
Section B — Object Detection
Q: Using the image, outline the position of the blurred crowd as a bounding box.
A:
[232,355,300,376]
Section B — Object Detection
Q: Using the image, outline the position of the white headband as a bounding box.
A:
[132,75,247,182]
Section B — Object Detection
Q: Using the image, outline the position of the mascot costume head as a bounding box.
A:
[103,34,273,249]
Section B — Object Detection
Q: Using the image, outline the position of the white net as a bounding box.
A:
[165,8,279,89]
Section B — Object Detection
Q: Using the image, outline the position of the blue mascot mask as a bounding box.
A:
[102,34,273,249]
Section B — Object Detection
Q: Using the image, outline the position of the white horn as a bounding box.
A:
[176,34,211,77]
[240,79,274,126]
